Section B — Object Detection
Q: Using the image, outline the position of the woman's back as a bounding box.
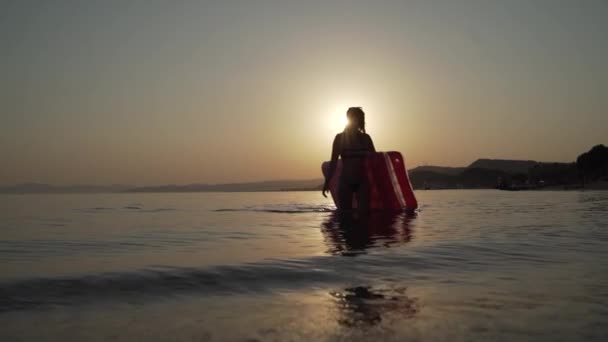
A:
[338,130,375,184]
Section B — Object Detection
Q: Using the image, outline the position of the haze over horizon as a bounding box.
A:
[2,0,607,186]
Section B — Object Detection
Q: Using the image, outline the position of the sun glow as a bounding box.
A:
[327,106,350,133]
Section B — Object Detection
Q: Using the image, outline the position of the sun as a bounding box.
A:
[327,106,350,133]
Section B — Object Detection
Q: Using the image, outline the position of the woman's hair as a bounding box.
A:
[347,107,366,133]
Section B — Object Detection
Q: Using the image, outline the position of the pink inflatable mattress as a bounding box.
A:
[322,151,418,211]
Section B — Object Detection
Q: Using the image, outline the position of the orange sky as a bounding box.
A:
[1,1,607,185]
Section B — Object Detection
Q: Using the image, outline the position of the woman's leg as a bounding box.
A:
[356,182,371,213]
[338,182,354,211]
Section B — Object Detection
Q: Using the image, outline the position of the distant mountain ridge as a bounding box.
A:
[410,159,543,176]
[0,183,132,194]
[3,145,605,193]
[409,158,576,189]
[467,159,538,174]
[407,166,465,176]
[0,180,324,194]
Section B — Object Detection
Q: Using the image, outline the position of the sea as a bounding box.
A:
[1,190,607,341]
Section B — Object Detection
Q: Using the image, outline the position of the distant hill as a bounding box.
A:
[577,144,608,184]
[4,145,604,193]
[408,166,465,176]
[467,159,538,174]
[0,183,133,194]
[459,168,509,188]
[409,158,577,189]
[408,168,510,189]
[407,170,454,189]
[0,180,325,194]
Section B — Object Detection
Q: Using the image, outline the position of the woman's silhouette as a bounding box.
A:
[322,107,376,212]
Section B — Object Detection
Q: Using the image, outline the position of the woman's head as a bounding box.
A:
[346,107,366,133]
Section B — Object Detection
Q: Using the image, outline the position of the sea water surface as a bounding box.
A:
[1,190,607,341]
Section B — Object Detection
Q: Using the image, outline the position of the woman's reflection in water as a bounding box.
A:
[321,211,415,256]
[321,211,419,327]
[329,286,419,327]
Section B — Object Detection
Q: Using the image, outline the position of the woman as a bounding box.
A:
[322,107,376,212]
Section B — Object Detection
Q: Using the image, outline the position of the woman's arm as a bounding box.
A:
[322,134,341,197]
[367,134,376,152]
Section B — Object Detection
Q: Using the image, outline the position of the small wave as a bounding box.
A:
[0,253,435,313]
[76,207,175,213]
[138,208,176,213]
[0,260,335,312]
[75,207,115,213]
